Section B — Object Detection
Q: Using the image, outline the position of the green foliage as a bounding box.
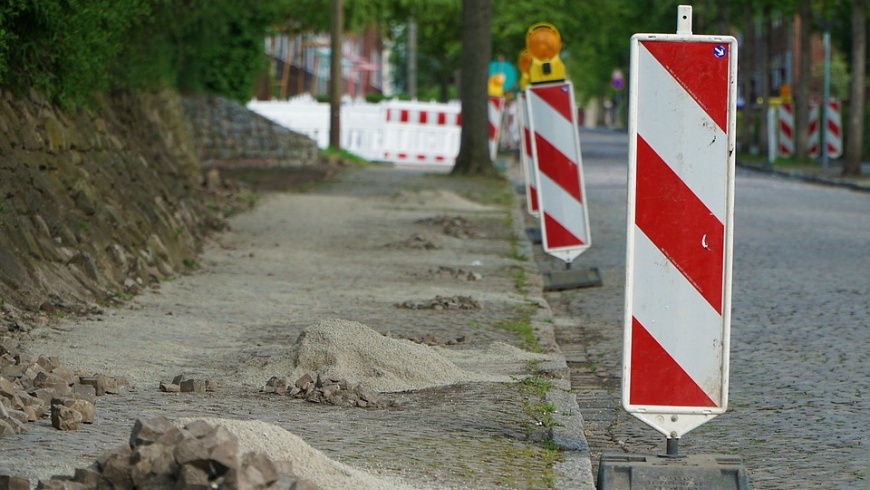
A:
[0,0,149,106]
[0,0,294,105]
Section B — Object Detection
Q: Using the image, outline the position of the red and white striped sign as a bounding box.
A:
[526,81,590,263]
[517,92,539,217]
[808,100,843,158]
[778,103,795,157]
[825,99,843,158]
[382,105,461,166]
[625,35,737,438]
[488,96,505,161]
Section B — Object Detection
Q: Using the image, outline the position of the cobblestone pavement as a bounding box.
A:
[541,129,870,489]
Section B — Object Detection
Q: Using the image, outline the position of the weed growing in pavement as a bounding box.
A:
[518,375,553,399]
[182,258,199,271]
[497,314,540,353]
[510,265,530,293]
[507,234,529,262]
[222,190,260,218]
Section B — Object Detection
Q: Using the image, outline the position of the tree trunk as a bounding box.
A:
[739,2,755,154]
[407,19,417,99]
[845,0,866,176]
[329,0,343,149]
[759,6,772,160]
[451,0,496,176]
[794,0,812,160]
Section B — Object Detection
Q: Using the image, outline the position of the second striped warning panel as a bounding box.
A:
[525,81,590,263]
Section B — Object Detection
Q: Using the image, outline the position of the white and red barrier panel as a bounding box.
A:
[488,96,505,161]
[824,99,843,158]
[526,81,590,263]
[517,92,539,217]
[807,100,843,158]
[625,34,737,438]
[778,102,795,157]
[779,100,843,159]
[248,97,463,166]
[381,102,461,166]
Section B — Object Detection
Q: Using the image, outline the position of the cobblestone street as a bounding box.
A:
[544,129,870,489]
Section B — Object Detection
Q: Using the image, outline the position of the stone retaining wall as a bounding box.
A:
[0,89,224,326]
[182,95,319,168]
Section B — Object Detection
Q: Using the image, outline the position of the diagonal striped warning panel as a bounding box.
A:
[526,81,591,263]
[624,35,737,438]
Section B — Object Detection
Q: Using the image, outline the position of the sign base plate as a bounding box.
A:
[542,265,602,291]
[525,227,542,244]
[597,453,750,490]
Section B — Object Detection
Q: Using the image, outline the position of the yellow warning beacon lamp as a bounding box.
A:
[518,49,533,91]
[525,22,565,83]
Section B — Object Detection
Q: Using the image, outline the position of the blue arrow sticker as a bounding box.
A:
[713,45,726,59]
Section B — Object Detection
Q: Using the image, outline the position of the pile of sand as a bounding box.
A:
[175,417,425,490]
[288,319,486,392]
[241,318,556,393]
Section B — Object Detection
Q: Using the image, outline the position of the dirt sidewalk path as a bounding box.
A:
[1,164,592,489]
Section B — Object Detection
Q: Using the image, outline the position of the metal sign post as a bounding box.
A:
[624,5,737,445]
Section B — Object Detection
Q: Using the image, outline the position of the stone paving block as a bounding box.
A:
[158,382,180,393]
[178,463,210,489]
[51,397,95,424]
[129,416,174,447]
[71,385,96,404]
[71,466,100,487]
[50,405,82,431]
[34,372,68,394]
[0,475,31,490]
[173,436,210,467]
[179,379,206,393]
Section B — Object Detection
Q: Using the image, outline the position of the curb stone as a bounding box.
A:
[509,169,596,490]
[737,161,870,192]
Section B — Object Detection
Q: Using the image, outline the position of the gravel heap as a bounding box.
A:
[415,215,478,238]
[427,266,482,281]
[261,373,400,409]
[16,416,319,490]
[394,295,481,310]
[286,319,475,393]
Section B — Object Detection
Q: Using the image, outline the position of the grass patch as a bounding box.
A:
[182,258,199,271]
[506,233,528,262]
[113,291,133,301]
[738,153,825,171]
[222,190,260,218]
[319,147,369,167]
[518,375,553,399]
[495,302,540,351]
[510,266,530,294]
